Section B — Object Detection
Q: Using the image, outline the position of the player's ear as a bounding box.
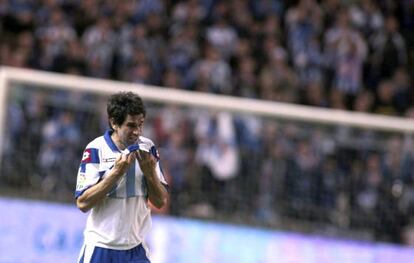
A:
[110,118,117,130]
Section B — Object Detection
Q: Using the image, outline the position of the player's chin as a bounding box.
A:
[128,137,139,144]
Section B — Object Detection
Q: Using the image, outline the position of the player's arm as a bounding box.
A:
[76,153,134,212]
[136,150,168,209]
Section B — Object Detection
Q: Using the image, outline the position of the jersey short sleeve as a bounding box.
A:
[75,145,102,198]
[155,161,168,186]
[139,137,168,187]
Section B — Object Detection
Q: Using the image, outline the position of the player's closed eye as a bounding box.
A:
[127,123,143,129]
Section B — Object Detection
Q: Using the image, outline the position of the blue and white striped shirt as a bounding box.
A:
[75,130,167,251]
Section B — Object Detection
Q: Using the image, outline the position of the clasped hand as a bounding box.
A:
[135,150,156,176]
[113,150,156,177]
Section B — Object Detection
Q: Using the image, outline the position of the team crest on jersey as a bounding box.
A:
[82,150,91,162]
[81,148,99,163]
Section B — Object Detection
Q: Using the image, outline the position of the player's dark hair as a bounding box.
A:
[107,91,146,130]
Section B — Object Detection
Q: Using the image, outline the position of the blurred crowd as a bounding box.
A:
[2,0,414,245]
[1,0,414,115]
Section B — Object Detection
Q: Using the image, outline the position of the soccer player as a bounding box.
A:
[75,91,168,263]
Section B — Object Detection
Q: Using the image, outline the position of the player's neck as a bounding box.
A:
[111,132,127,151]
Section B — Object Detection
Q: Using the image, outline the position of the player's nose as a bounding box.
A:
[133,128,141,136]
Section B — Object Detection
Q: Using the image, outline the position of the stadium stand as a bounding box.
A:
[1,0,414,246]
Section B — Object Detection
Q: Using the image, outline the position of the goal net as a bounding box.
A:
[1,66,414,245]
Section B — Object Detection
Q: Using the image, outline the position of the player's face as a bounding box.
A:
[115,114,145,147]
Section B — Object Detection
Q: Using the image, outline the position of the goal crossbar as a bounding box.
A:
[1,66,414,165]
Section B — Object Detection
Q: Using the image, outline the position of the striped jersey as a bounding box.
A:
[75,130,167,251]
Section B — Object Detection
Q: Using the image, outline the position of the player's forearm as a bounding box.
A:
[145,174,168,209]
[76,171,122,212]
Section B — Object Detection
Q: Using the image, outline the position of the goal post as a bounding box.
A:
[1,66,414,153]
[2,66,414,129]
[1,66,414,244]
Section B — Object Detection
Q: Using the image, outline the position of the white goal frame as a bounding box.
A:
[1,66,414,166]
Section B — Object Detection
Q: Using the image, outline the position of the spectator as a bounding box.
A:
[52,38,87,74]
[229,0,255,38]
[251,0,284,19]
[348,0,384,37]
[38,110,80,194]
[256,121,286,224]
[325,8,367,96]
[171,0,207,25]
[355,153,383,221]
[117,23,151,79]
[369,15,407,81]
[206,15,238,59]
[166,23,200,80]
[195,111,240,213]
[186,44,232,94]
[82,15,116,78]
[391,67,412,114]
[258,38,299,101]
[161,129,190,215]
[302,80,328,107]
[353,89,375,112]
[286,139,320,219]
[233,55,258,98]
[285,0,323,86]
[373,80,397,115]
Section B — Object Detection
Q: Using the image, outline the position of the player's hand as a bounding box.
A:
[113,153,135,176]
[135,150,156,177]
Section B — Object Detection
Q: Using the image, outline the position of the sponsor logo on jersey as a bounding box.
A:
[103,157,117,163]
[76,173,86,190]
[81,148,99,163]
